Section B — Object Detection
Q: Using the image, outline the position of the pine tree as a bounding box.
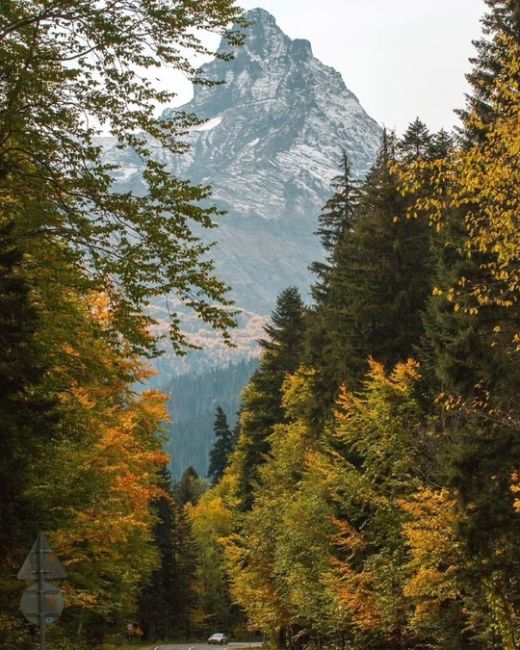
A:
[457,0,520,143]
[138,469,197,641]
[349,121,433,369]
[208,407,236,486]
[397,117,432,161]
[177,467,207,506]
[230,287,306,508]
[399,4,520,643]
[306,126,434,413]
[310,152,359,302]
[305,152,360,415]
[315,151,357,253]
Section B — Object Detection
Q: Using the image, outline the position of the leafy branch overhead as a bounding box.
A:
[0,1,247,647]
[0,0,247,354]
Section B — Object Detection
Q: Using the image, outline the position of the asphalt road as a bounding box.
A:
[154,641,262,650]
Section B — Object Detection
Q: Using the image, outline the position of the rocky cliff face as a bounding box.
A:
[161,8,380,222]
[104,7,382,372]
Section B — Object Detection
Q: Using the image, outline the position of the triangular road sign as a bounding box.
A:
[17,533,67,581]
[20,580,64,625]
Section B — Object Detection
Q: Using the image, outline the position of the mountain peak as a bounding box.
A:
[242,7,278,25]
[162,7,381,187]
[235,7,289,59]
[107,6,382,379]
[292,38,313,58]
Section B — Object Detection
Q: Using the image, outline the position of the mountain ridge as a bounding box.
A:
[158,7,380,226]
[112,7,384,477]
[103,7,382,373]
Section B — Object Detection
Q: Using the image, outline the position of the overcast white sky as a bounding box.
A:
[240,0,487,133]
[167,0,486,134]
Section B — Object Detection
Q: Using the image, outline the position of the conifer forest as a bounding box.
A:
[0,1,519,649]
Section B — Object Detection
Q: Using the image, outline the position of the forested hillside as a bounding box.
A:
[164,359,258,478]
[192,2,520,648]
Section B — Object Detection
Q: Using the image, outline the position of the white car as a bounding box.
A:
[208,633,228,645]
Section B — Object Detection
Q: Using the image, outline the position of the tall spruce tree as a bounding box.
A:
[397,117,432,161]
[138,469,197,641]
[310,151,359,303]
[231,287,306,508]
[306,126,435,413]
[177,467,206,506]
[457,0,520,143]
[305,152,360,415]
[208,407,236,486]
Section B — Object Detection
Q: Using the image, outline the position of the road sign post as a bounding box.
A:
[38,533,46,650]
[18,532,67,650]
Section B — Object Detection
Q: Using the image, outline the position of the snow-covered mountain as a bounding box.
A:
[161,8,380,222]
[104,7,382,373]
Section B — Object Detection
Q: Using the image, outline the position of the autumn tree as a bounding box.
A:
[0,3,247,645]
[399,488,472,647]
[226,368,334,646]
[319,361,431,649]
[221,5,520,649]
[0,289,171,647]
[188,475,241,634]
[0,0,245,354]
[395,2,520,645]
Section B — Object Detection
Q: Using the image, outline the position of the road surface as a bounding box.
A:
[154,641,262,650]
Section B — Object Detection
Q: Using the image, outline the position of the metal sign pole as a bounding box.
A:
[19,531,66,639]
[38,533,46,650]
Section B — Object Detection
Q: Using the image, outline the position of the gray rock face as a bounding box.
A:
[162,8,380,227]
[104,8,381,366]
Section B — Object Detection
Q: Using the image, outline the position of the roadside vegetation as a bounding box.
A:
[194,2,520,648]
[1,1,519,649]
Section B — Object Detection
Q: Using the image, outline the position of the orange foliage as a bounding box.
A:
[511,471,520,514]
[36,291,171,612]
[331,519,380,630]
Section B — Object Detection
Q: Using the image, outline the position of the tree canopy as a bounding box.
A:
[0,0,246,354]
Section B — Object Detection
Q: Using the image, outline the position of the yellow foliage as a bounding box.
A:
[281,365,317,420]
[511,471,520,514]
[399,489,462,622]
[336,571,381,631]
[394,36,520,350]
[330,519,380,630]
[30,290,170,615]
